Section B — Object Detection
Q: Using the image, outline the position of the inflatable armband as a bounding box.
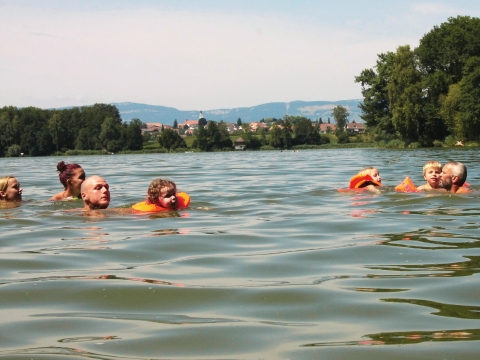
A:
[395,177,419,192]
[132,192,190,212]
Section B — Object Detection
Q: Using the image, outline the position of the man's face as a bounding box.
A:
[83,177,110,209]
[439,165,453,190]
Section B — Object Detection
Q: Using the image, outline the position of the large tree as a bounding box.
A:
[355,52,395,134]
[159,129,186,150]
[331,105,349,133]
[387,45,424,141]
[457,56,480,141]
[294,117,320,145]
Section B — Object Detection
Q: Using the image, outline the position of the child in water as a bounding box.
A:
[350,167,382,191]
[0,176,23,202]
[132,178,190,212]
[417,160,443,191]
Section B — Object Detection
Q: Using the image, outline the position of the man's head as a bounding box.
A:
[81,175,110,210]
[439,161,467,191]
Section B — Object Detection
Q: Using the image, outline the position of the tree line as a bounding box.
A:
[156,116,334,151]
[355,16,480,145]
[0,104,144,157]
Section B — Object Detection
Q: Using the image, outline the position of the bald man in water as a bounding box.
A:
[438,161,469,194]
[81,175,111,210]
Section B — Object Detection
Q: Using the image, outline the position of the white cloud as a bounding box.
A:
[412,2,460,15]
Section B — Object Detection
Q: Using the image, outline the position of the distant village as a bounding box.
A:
[142,111,365,139]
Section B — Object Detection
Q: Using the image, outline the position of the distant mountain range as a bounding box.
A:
[112,99,363,125]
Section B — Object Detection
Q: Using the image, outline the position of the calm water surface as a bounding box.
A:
[1,148,480,359]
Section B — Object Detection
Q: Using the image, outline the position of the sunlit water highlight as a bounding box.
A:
[1,148,480,359]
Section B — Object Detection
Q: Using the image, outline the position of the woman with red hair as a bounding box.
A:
[51,161,86,200]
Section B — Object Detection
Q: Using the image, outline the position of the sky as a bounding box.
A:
[1,0,480,111]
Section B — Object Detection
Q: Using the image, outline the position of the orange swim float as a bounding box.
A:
[395,177,419,192]
[349,174,382,189]
[132,192,190,212]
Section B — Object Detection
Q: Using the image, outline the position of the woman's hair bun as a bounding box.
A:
[57,161,67,173]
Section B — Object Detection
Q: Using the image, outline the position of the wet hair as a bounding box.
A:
[0,176,15,192]
[446,161,467,186]
[357,167,377,176]
[57,161,83,189]
[147,179,177,206]
[423,160,442,175]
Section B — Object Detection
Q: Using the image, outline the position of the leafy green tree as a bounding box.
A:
[237,118,242,127]
[269,123,283,148]
[337,132,350,144]
[48,113,68,151]
[355,52,395,134]
[99,116,120,148]
[387,45,424,141]
[76,128,99,150]
[294,117,320,145]
[198,117,207,126]
[457,56,480,140]
[282,118,293,149]
[416,16,480,85]
[332,105,349,133]
[6,144,22,157]
[159,129,186,150]
[126,118,144,150]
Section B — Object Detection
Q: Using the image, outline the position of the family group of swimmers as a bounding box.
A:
[350,160,469,194]
[0,159,470,210]
[0,161,190,213]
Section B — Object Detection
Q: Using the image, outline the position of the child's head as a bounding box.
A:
[358,167,381,184]
[147,178,178,209]
[423,160,442,188]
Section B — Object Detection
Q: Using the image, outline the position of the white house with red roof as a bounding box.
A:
[345,121,365,134]
[319,123,336,134]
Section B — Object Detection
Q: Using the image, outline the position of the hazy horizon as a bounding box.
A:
[2,0,479,110]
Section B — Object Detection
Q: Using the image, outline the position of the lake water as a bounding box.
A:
[1,148,480,359]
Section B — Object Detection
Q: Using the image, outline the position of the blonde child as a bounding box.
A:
[349,167,382,191]
[417,161,442,191]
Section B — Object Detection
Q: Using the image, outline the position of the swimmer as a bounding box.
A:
[0,176,23,202]
[80,175,110,210]
[51,161,86,200]
[350,167,382,191]
[417,160,443,191]
[438,161,469,194]
[132,178,190,212]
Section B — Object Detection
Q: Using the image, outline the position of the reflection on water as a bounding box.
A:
[383,298,480,320]
[303,328,480,347]
[1,149,480,358]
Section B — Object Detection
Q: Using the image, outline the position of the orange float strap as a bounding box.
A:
[132,192,190,212]
[349,174,382,189]
[395,177,419,192]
